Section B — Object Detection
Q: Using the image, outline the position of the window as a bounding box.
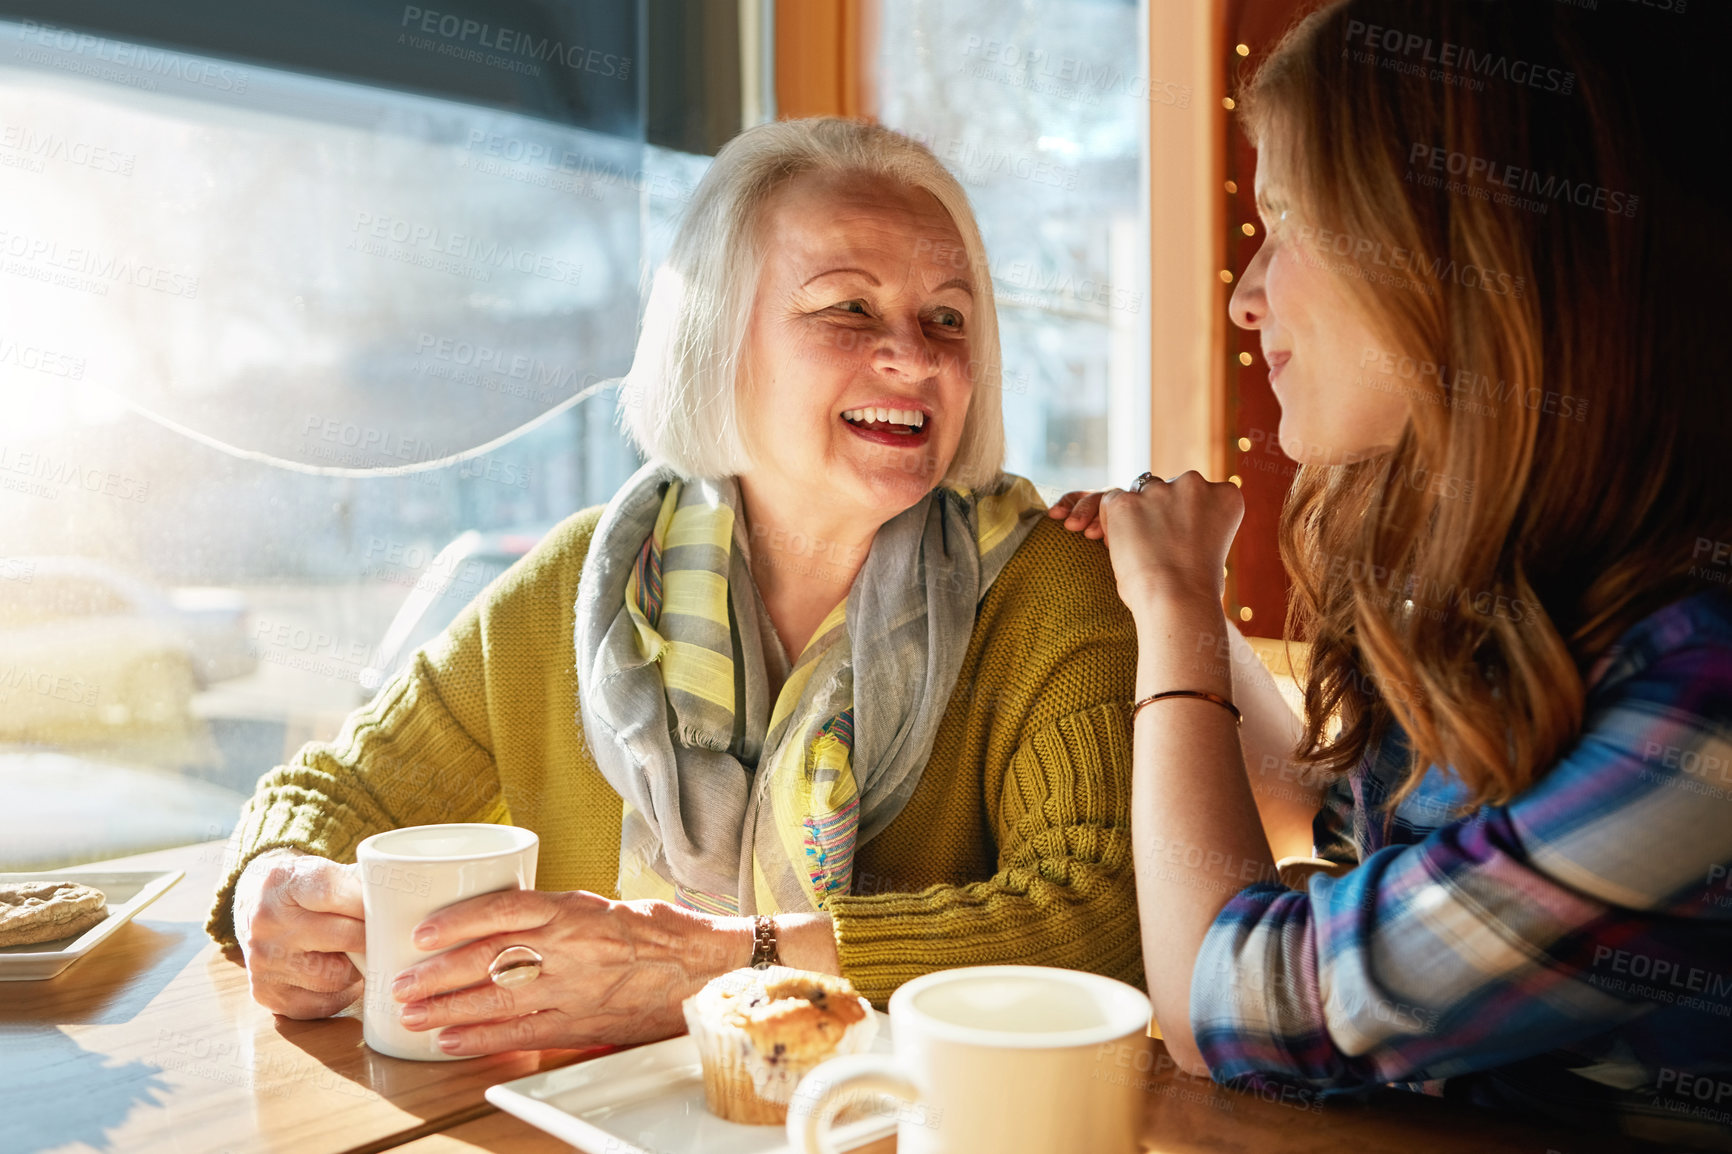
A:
[0,22,684,867]
[0,4,1146,868]
[874,0,1149,496]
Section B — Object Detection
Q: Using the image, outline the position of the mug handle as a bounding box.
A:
[786,1053,920,1154]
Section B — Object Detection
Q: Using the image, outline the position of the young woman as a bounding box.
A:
[1057,0,1731,1146]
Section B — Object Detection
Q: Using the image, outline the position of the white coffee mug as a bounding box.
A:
[344,823,539,1061]
[787,965,1151,1154]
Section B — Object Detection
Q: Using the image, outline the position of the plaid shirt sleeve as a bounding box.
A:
[1190,592,1732,1092]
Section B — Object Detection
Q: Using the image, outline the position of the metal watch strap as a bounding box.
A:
[750,914,780,969]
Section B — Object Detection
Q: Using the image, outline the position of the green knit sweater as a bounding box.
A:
[206,508,1142,1006]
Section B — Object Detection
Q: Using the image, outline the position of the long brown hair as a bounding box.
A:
[1243,0,1732,807]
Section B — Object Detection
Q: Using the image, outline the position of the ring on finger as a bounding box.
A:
[488,944,543,988]
[1130,472,1181,492]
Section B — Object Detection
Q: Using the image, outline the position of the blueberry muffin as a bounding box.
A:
[683,966,876,1124]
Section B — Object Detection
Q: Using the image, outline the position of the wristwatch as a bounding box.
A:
[750,914,780,969]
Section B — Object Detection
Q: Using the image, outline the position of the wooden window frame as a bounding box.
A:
[773,0,876,120]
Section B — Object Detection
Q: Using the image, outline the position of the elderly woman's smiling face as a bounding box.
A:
[739,169,977,527]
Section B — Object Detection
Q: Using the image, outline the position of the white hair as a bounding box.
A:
[619,117,1006,489]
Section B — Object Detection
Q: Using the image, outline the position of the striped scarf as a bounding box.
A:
[574,463,1045,916]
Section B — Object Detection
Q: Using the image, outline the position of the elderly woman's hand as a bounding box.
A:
[1049,488,1111,540]
[388,890,754,1056]
[233,848,365,1020]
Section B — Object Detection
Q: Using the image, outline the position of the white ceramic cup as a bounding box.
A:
[343,823,539,1061]
[787,965,1151,1154]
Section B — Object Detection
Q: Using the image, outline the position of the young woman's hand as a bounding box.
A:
[387,891,754,1055]
[1052,473,1244,614]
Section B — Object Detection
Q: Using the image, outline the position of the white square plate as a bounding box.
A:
[0,869,184,980]
[487,1010,897,1154]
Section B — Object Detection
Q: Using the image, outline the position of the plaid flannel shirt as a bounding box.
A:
[1192,589,1732,1148]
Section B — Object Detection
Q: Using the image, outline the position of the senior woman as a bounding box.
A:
[207,118,1145,1055]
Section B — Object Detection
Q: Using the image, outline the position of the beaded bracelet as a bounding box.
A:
[1129,689,1242,726]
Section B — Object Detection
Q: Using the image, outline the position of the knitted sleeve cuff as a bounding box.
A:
[203,783,376,948]
[203,662,502,949]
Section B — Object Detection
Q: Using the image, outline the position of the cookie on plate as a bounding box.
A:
[0,881,108,948]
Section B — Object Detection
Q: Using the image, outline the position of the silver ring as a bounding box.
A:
[1132,471,1158,492]
[488,945,543,988]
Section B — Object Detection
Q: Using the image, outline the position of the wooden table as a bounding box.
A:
[0,841,1660,1154]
